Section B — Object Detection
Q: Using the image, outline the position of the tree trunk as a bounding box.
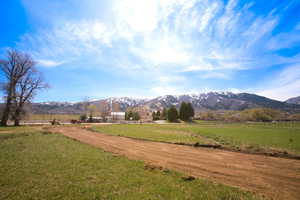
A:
[1,94,13,126]
[1,105,10,126]
[14,107,22,126]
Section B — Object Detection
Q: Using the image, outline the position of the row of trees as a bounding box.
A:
[0,50,47,126]
[152,102,195,122]
[125,111,140,121]
[152,108,167,120]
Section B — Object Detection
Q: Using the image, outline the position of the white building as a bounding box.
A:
[110,112,126,120]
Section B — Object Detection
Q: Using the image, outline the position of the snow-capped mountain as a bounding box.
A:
[144,92,299,112]
[30,92,300,114]
[285,96,300,105]
[92,97,147,111]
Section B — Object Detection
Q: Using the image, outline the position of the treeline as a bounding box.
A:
[198,108,300,122]
[152,102,195,122]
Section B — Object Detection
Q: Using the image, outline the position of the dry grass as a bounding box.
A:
[25,114,80,121]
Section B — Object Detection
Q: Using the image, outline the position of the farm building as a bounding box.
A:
[110,112,126,120]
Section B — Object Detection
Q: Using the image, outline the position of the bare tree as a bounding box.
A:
[87,104,97,121]
[81,96,91,115]
[98,100,110,119]
[13,70,48,126]
[0,49,47,126]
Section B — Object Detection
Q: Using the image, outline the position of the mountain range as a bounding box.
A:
[285,96,300,105]
[30,92,300,114]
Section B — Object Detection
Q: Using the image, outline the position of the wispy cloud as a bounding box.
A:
[257,64,300,101]
[37,59,64,67]
[19,0,300,70]
[14,0,300,100]
[201,72,231,80]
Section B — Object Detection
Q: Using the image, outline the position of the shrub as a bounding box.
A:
[80,114,87,121]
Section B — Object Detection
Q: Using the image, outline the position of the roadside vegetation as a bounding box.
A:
[92,122,300,155]
[25,114,80,121]
[125,110,140,120]
[198,108,300,122]
[0,127,259,200]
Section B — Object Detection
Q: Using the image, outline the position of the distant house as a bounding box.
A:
[111,112,125,120]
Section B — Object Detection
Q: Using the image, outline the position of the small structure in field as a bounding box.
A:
[110,112,126,120]
[87,116,104,123]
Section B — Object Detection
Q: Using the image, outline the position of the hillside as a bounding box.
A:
[286,96,300,105]
[29,92,300,114]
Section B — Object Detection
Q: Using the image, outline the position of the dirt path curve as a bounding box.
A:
[51,127,300,200]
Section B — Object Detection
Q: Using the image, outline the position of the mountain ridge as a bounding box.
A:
[30,92,300,114]
[285,96,300,105]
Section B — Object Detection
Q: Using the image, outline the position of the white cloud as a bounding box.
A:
[183,64,214,72]
[131,33,191,66]
[228,88,241,93]
[19,0,299,73]
[17,0,300,98]
[257,64,300,100]
[242,17,278,48]
[37,59,64,67]
[201,72,231,80]
[157,75,186,83]
[113,0,159,33]
[198,2,220,32]
[258,80,300,101]
[18,20,116,63]
[267,31,300,51]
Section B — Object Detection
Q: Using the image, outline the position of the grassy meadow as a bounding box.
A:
[92,121,300,155]
[92,124,204,144]
[0,127,259,200]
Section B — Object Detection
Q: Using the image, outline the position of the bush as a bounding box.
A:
[198,108,286,122]
[199,111,217,121]
[241,108,282,122]
[288,113,300,121]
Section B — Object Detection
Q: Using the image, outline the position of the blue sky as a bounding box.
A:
[1,0,300,102]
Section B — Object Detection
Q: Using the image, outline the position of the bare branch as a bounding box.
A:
[0,49,48,126]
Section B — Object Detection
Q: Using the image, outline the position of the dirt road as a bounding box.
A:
[51,127,300,200]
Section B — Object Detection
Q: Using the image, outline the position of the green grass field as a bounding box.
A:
[92,124,204,144]
[92,122,300,154]
[189,122,300,153]
[0,127,259,200]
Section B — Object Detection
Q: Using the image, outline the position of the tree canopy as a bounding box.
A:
[167,106,178,122]
[179,102,195,121]
[0,49,47,126]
